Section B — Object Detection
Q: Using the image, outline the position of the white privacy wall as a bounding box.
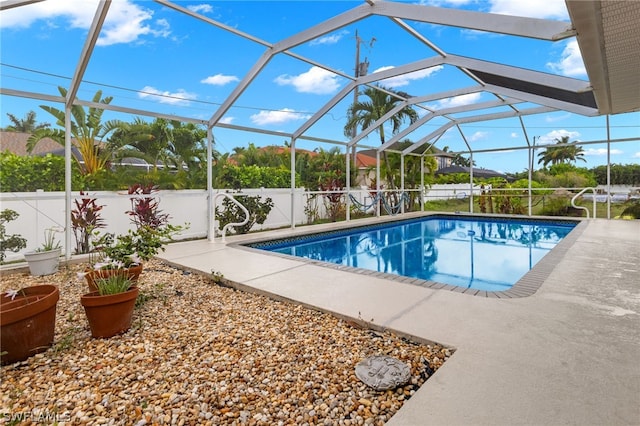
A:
[0,188,310,262]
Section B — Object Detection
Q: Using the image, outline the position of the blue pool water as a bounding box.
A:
[248,216,577,292]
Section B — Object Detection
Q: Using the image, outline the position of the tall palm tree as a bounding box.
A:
[4,110,50,132]
[26,87,124,175]
[343,85,418,191]
[537,136,586,167]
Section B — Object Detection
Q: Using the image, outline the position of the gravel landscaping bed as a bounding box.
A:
[1,259,451,425]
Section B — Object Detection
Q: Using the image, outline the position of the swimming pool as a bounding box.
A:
[245,215,579,293]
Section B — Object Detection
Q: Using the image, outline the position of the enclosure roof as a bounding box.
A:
[565,0,640,115]
[0,0,638,156]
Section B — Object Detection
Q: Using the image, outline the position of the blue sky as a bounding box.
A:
[1,0,638,173]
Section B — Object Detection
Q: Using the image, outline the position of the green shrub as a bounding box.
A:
[619,202,640,219]
[215,193,274,234]
[219,165,295,189]
[0,151,76,192]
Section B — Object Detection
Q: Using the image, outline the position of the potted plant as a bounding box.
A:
[1,285,60,365]
[80,184,186,290]
[82,224,181,291]
[24,227,62,276]
[0,209,27,264]
[80,273,139,338]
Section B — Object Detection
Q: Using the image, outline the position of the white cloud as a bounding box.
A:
[0,0,98,29]
[274,67,340,95]
[469,131,489,142]
[250,108,311,126]
[489,0,568,19]
[546,40,586,77]
[584,148,623,156]
[219,116,234,125]
[372,66,443,88]
[434,92,482,109]
[510,132,518,138]
[634,152,640,158]
[537,129,580,145]
[310,30,348,46]
[187,4,214,14]
[0,0,171,46]
[138,86,197,106]
[201,74,239,86]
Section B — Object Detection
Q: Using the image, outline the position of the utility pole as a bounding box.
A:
[352,30,376,138]
[350,30,376,195]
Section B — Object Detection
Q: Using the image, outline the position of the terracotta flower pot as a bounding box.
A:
[0,285,59,365]
[80,287,140,338]
[84,263,143,292]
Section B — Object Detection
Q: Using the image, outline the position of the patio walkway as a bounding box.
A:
[157,216,640,426]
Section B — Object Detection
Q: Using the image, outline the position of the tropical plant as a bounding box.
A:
[0,209,27,263]
[71,192,106,254]
[26,87,125,175]
[537,136,586,167]
[344,85,418,191]
[109,117,172,170]
[383,140,438,210]
[127,183,169,229]
[165,121,208,171]
[4,110,50,132]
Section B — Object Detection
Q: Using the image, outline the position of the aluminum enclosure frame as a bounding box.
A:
[1,0,639,256]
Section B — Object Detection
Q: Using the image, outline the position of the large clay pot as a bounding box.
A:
[80,287,139,338]
[0,285,59,365]
[84,263,143,292]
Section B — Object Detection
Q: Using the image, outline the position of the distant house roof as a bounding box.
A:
[0,131,60,156]
[356,147,453,169]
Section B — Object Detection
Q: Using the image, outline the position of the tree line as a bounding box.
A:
[2,85,639,193]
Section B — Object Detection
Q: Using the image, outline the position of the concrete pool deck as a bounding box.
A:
[157,215,640,425]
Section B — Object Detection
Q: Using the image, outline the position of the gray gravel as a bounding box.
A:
[0,259,451,425]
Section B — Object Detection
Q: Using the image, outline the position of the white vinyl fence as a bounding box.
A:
[0,188,309,263]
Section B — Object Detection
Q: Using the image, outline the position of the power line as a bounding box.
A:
[0,63,318,116]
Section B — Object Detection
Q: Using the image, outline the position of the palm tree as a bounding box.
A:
[110,117,172,170]
[537,136,586,167]
[231,143,263,166]
[166,121,208,170]
[343,85,418,192]
[26,87,124,175]
[4,111,50,132]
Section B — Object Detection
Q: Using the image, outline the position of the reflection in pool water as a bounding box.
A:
[248,216,576,292]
